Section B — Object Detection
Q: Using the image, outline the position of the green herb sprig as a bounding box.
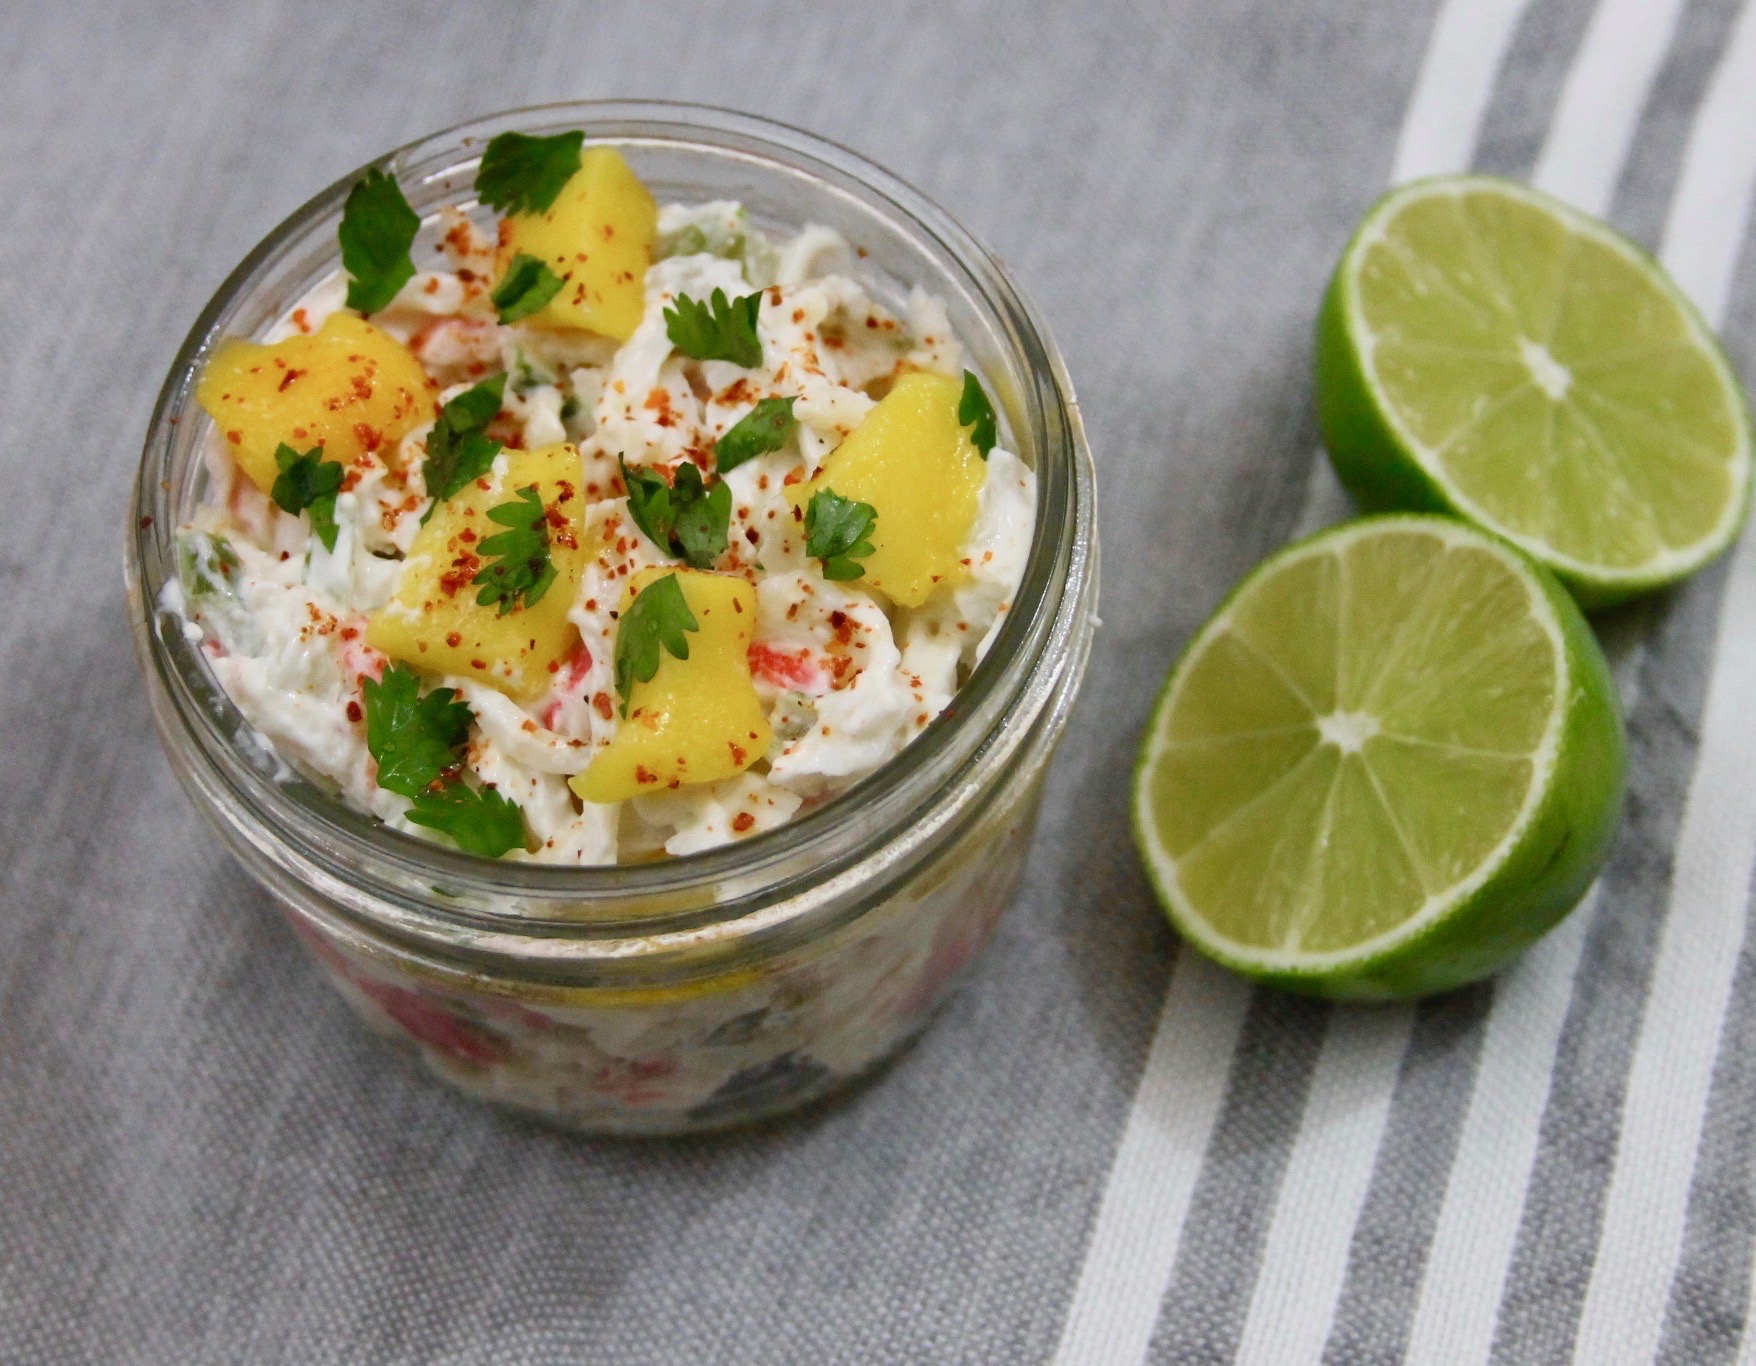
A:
[613,573,699,716]
[406,782,527,857]
[804,489,878,581]
[715,396,797,474]
[422,375,506,516]
[339,168,419,314]
[270,444,344,551]
[178,532,241,601]
[475,130,584,215]
[362,664,526,857]
[664,288,763,367]
[362,665,474,798]
[472,486,557,615]
[959,371,996,458]
[620,458,730,570]
[492,253,566,324]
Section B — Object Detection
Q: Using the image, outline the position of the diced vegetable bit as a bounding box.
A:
[196,312,437,494]
[787,371,985,607]
[366,443,593,697]
[571,568,772,804]
[493,146,657,341]
[654,203,781,287]
[177,531,241,600]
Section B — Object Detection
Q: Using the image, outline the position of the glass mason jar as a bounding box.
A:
[125,102,1099,1135]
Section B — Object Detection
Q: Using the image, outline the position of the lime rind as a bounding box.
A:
[1132,514,1625,1000]
[1321,175,1753,607]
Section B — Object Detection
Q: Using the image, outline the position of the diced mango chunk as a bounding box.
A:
[788,371,985,607]
[366,444,592,697]
[496,146,657,341]
[195,312,437,493]
[570,568,770,804]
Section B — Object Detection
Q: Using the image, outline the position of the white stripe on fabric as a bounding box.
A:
[1402,902,1593,1365]
[1233,1010,1416,1366]
[1052,954,1251,1366]
[1401,621,1649,1362]
[1228,0,1692,1353]
[1574,13,1756,1360]
[1286,0,1535,541]
[1391,0,1530,184]
[1655,1,1756,330]
[1530,0,1691,210]
[1051,4,1535,1361]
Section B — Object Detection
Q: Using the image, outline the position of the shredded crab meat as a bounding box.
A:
[178,202,1034,864]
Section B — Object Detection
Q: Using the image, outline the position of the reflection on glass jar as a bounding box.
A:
[294,781,1043,1133]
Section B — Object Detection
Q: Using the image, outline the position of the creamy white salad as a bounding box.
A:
[176,136,1034,865]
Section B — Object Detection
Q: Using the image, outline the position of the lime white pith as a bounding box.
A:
[1133,518,1568,977]
[1331,177,1752,599]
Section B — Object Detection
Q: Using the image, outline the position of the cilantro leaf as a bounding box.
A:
[270,443,344,552]
[472,486,556,615]
[671,466,733,570]
[359,665,524,855]
[475,130,584,216]
[620,458,730,570]
[339,168,419,315]
[715,396,796,474]
[363,664,474,799]
[492,253,566,324]
[613,573,698,716]
[423,374,506,517]
[663,288,763,367]
[959,370,996,458]
[804,488,878,581]
[407,781,528,857]
[619,458,674,549]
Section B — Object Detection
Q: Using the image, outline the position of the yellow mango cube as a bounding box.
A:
[788,371,985,607]
[570,568,770,804]
[195,312,437,493]
[495,146,657,341]
[366,444,592,697]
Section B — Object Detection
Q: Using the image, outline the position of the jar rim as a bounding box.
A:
[125,100,1097,955]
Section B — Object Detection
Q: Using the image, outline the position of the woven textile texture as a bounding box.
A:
[3,1,1755,1361]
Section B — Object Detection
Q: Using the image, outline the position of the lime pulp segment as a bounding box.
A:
[1323,176,1751,601]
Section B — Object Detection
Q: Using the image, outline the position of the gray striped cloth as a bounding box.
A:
[3,0,1754,1361]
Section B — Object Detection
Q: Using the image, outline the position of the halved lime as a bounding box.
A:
[1132,515,1625,1000]
[1317,175,1752,607]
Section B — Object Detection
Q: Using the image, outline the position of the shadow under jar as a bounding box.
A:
[125,102,1099,1135]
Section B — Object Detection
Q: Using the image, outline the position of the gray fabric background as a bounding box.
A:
[2,1,1753,1362]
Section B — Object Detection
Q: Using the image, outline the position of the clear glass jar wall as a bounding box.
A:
[127,102,1098,1134]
